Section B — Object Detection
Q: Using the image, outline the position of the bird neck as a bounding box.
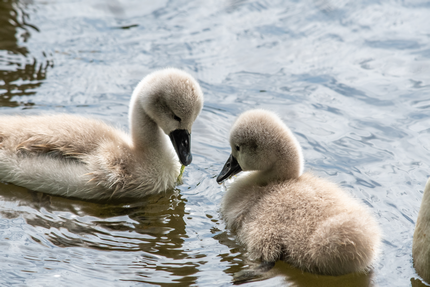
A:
[129,101,168,153]
[255,162,302,185]
[263,141,304,184]
[278,156,303,181]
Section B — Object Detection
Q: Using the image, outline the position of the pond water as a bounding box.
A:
[1,0,430,286]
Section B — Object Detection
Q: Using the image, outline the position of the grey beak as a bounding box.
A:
[216,154,242,183]
[169,129,192,166]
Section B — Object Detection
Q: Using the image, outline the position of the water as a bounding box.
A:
[0,0,430,286]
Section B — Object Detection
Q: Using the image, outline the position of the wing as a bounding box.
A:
[0,114,123,161]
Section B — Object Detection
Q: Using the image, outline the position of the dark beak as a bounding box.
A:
[169,129,192,166]
[216,154,242,183]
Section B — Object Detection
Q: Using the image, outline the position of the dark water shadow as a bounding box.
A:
[0,0,52,107]
[272,261,374,287]
[0,182,200,285]
[411,277,430,287]
[411,278,430,287]
[214,230,375,286]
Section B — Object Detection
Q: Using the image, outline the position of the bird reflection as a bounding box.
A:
[0,182,200,284]
[0,0,52,107]
[411,277,428,287]
[214,230,375,286]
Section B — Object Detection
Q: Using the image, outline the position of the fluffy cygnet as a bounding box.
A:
[413,178,430,283]
[0,68,203,201]
[217,109,381,276]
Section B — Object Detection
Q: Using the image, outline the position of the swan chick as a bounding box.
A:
[217,109,381,276]
[0,68,203,201]
[413,177,430,283]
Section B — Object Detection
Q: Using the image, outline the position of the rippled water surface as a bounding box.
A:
[1,0,430,286]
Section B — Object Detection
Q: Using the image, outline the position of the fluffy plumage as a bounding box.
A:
[0,68,203,201]
[217,109,381,276]
[413,178,430,283]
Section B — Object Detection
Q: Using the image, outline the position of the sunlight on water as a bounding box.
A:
[0,0,430,286]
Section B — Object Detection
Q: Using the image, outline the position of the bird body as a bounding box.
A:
[413,178,430,283]
[217,109,381,276]
[0,68,203,201]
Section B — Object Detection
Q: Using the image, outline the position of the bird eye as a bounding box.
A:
[173,114,181,122]
[235,145,240,151]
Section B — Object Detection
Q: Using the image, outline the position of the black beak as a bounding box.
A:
[216,154,242,183]
[169,129,192,166]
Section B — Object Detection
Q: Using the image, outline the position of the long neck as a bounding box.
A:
[129,97,168,153]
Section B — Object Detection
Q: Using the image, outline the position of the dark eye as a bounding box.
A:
[235,145,240,151]
[173,114,181,122]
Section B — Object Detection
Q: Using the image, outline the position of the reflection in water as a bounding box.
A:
[0,57,50,106]
[276,262,374,287]
[0,0,51,107]
[411,277,429,287]
[213,230,247,275]
[0,0,33,54]
[214,230,374,286]
[0,182,200,285]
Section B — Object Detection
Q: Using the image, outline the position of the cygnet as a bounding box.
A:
[0,68,203,201]
[217,109,381,276]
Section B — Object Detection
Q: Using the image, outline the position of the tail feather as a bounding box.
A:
[306,214,380,275]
